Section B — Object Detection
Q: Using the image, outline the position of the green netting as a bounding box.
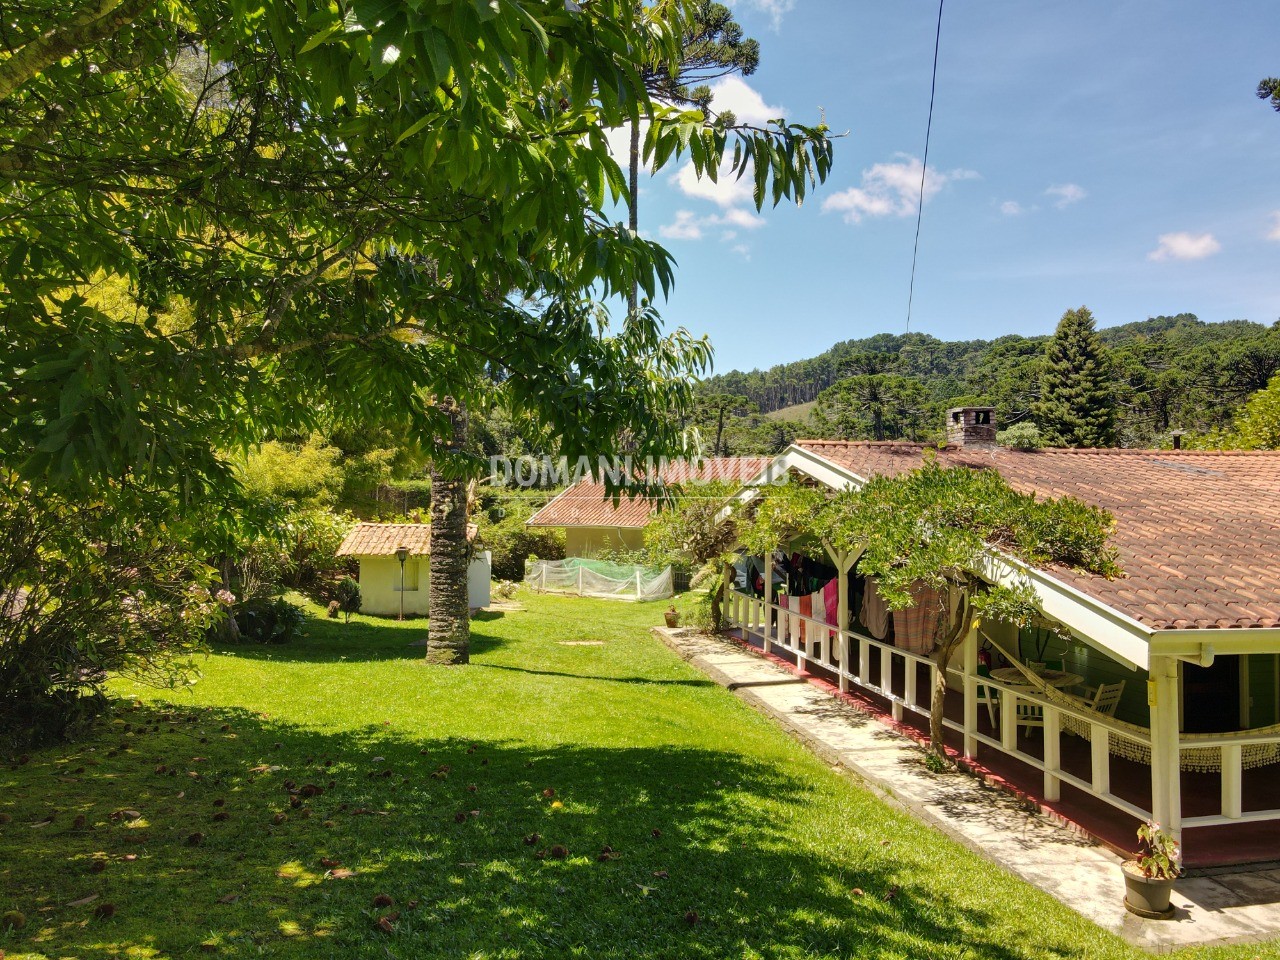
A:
[524,558,673,601]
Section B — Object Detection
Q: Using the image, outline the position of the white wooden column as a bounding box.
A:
[1043,706,1062,801]
[962,623,979,759]
[762,551,774,654]
[836,562,849,693]
[1148,656,1183,835]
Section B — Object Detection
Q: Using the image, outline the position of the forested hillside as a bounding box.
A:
[694,314,1280,453]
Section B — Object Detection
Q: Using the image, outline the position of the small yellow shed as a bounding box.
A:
[336,522,488,617]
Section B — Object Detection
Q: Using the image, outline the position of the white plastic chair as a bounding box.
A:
[1080,680,1126,717]
[976,681,1001,729]
[1014,694,1045,733]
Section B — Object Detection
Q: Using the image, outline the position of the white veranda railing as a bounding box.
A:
[725,589,1153,823]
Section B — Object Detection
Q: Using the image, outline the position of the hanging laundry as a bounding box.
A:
[891,582,947,655]
[859,577,891,640]
[822,578,840,626]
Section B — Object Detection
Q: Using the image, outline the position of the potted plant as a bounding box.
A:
[1121,820,1182,918]
[664,605,681,629]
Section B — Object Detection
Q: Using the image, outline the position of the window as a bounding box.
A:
[395,560,420,591]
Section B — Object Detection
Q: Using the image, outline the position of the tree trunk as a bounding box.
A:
[929,636,960,755]
[627,116,641,318]
[426,397,470,666]
[709,562,730,633]
[928,594,973,759]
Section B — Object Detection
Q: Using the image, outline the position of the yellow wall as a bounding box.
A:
[359,557,430,617]
[356,552,493,617]
[563,526,645,557]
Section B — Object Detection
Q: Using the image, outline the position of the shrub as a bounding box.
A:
[335,577,362,622]
[475,493,565,581]
[0,478,216,748]
[996,421,1043,450]
[233,597,306,644]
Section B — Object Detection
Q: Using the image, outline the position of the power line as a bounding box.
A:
[906,0,945,334]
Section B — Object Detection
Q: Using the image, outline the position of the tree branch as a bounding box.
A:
[0,0,154,101]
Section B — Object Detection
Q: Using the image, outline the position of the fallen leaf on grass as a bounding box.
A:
[882,885,899,902]
[328,868,356,879]
[217,893,239,904]
[66,895,99,908]
[851,888,864,897]
[319,857,341,869]
[652,870,669,879]
[373,894,393,908]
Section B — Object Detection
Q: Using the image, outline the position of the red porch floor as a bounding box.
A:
[730,629,1280,870]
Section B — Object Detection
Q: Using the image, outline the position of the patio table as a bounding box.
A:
[990,667,1082,689]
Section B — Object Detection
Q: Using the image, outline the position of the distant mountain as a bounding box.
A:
[697,314,1280,451]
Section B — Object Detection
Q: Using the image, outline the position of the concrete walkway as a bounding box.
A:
[654,626,1280,954]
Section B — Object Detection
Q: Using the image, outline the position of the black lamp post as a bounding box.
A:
[395,545,409,621]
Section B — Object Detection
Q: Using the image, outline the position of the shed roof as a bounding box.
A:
[336,522,477,558]
[790,440,1280,632]
[527,457,769,530]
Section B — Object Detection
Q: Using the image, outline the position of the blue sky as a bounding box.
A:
[623,0,1280,374]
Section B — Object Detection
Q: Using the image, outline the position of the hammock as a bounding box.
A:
[978,631,1280,773]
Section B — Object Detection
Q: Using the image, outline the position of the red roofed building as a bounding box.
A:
[527,457,768,556]
[723,409,1280,866]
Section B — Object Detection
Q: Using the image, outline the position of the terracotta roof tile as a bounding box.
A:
[793,441,1280,632]
[336,522,477,557]
[527,457,769,530]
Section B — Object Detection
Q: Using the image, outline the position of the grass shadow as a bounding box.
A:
[0,703,1085,960]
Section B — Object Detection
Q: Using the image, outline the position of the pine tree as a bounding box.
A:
[627,3,761,315]
[1034,307,1118,447]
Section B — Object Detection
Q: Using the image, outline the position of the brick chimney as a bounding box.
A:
[946,406,997,447]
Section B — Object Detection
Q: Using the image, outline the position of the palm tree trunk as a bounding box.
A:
[627,116,641,317]
[426,397,470,666]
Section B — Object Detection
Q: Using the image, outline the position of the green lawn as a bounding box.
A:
[1,592,1275,960]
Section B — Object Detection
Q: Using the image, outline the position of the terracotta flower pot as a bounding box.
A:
[664,610,680,628]
[1122,860,1176,919]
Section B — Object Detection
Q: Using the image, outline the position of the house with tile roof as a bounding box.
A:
[721,407,1280,868]
[336,522,488,617]
[526,457,769,557]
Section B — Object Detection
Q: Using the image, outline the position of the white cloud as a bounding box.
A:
[1268,211,1280,241]
[821,155,980,224]
[728,0,796,30]
[719,207,766,230]
[658,207,764,243]
[731,243,752,260]
[999,200,1024,216]
[658,210,704,241]
[1148,232,1221,262]
[707,76,784,126]
[1045,183,1086,209]
[673,160,755,209]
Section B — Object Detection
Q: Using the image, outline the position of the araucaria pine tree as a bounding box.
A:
[1035,307,1118,447]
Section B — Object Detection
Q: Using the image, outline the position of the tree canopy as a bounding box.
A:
[1,0,833,504]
